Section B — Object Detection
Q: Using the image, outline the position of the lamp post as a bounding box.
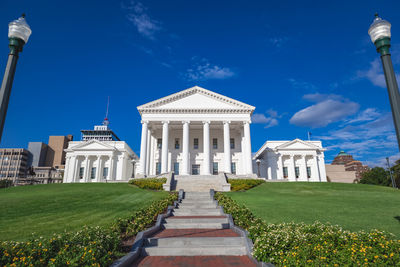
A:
[368,14,400,151]
[256,159,261,177]
[0,14,32,142]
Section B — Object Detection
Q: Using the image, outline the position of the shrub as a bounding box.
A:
[228,179,264,191]
[215,192,400,266]
[0,193,178,266]
[0,179,12,188]
[129,178,167,190]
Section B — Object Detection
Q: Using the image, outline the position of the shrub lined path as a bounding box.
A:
[132,192,257,266]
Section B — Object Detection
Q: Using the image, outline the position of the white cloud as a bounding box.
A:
[317,112,396,159]
[123,1,161,40]
[289,94,359,128]
[252,109,280,128]
[364,153,400,168]
[346,108,380,124]
[357,58,400,88]
[184,58,235,81]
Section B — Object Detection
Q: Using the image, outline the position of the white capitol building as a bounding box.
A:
[63,86,327,189]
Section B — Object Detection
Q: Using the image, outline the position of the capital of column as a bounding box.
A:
[202,120,211,125]
[162,120,170,125]
[182,120,190,125]
[141,120,149,124]
[243,120,251,125]
[223,120,231,125]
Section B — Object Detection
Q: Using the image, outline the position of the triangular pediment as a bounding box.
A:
[276,139,321,150]
[69,140,116,151]
[137,86,255,114]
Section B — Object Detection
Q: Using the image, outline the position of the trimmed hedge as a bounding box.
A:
[129,178,167,190]
[0,193,177,266]
[227,179,265,191]
[0,179,12,188]
[215,192,400,266]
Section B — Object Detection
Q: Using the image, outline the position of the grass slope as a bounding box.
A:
[227,182,400,237]
[0,183,167,241]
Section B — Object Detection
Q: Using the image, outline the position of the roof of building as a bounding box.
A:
[337,150,350,156]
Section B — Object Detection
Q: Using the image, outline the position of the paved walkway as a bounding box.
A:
[131,192,257,266]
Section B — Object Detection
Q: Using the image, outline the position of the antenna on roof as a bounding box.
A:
[103,96,110,126]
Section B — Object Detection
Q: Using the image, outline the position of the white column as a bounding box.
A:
[301,155,308,181]
[267,156,272,180]
[146,128,151,176]
[84,156,90,182]
[288,155,296,181]
[64,156,71,182]
[313,155,321,182]
[96,156,102,182]
[182,121,190,175]
[161,121,169,174]
[277,154,283,179]
[73,157,80,182]
[243,121,253,174]
[223,121,231,173]
[109,155,116,180]
[139,120,148,176]
[318,155,327,182]
[202,121,211,175]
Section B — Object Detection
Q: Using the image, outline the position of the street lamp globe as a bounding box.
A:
[8,14,32,44]
[368,14,391,44]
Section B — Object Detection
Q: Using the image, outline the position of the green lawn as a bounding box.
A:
[227,182,400,237]
[0,183,167,241]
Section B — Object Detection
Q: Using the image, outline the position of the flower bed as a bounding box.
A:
[215,192,400,266]
[227,179,265,191]
[129,178,167,190]
[0,193,177,267]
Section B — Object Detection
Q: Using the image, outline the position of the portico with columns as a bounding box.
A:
[63,139,137,183]
[137,86,255,177]
[253,139,327,182]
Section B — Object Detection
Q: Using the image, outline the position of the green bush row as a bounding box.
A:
[0,179,12,188]
[0,193,177,267]
[215,192,400,266]
[129,178,167,190]
[227,179,265,191]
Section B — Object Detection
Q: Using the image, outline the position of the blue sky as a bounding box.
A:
[0,0,399,166]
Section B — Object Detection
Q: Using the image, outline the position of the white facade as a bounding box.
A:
[137,86,255,177]
[253,139,327,182]
[63,140,138,183]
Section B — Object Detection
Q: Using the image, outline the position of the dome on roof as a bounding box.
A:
[337,151,349,156]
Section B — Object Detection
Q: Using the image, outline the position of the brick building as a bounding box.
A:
[331,151,369,181]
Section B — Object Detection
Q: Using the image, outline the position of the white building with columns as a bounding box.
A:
[253,139,327,181]
[137,86,255,177]
[63,121,138,183]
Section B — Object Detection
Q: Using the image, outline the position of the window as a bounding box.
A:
[103,167,109,179]
[295,167,300,179]
[193,138,199,149]
[175,138,180,149]
[157,138,162,149]
[283,167,288,178]
[174,162,179,175]
[213,162,218,175]
[231,162,236,175]
[91,167,96,179]
[156,162,161,175]
[307,167,311,179]
[213,138,218,149]
[230,138,235,149]
[192,164,200,175]
[79,167,84,179]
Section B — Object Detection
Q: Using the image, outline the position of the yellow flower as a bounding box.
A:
[374,255,379,259]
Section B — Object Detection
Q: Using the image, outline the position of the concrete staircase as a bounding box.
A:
[141,192,249,257]
[173,175,230,192]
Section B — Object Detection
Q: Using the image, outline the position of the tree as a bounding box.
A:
[390,159,400,188]
[360,167,391,186]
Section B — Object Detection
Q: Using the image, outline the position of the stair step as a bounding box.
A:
[165,217,228,223]
[163,222,229,229]
[146,237,244,247]
[172,210,223,216]
[179,203,217,208]
[142,245,247,256]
